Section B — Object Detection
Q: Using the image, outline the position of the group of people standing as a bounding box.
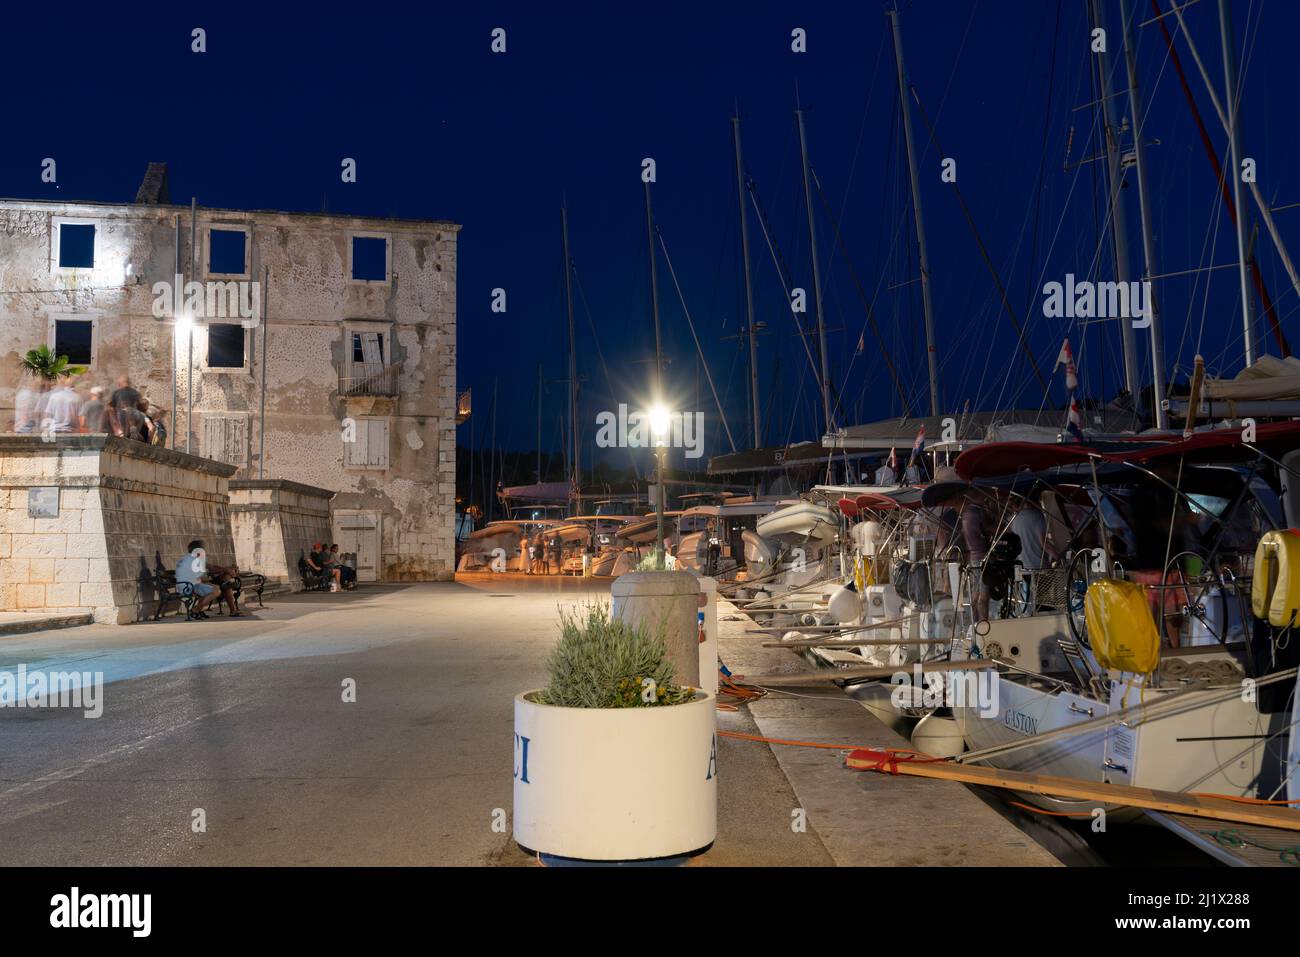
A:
[14,374,167,444]
[522,532,563,574]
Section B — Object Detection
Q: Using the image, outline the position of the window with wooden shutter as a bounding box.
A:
[345,417,389,469]
[203,414,249,467]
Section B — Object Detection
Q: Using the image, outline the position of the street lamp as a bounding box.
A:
[649,403,671,569]
[174,311,192,452]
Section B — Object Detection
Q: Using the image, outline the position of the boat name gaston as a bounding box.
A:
[1041,273,1151,328]
[1002,708,1039,736]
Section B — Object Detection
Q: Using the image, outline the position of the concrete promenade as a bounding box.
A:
[0,576,1056,866]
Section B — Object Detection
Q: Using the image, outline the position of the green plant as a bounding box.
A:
[536,603,695,708]
[19,345,86,381]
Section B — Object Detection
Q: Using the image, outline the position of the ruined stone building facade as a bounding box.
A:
[0,175,458,583]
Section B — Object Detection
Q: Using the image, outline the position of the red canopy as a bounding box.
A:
[954,420,1300,480]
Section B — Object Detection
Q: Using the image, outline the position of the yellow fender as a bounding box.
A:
[1084,578,1161,674]
[1252,529,1300,627]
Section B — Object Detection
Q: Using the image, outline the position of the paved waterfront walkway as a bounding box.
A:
[0,580,829,866]
[0,579,1056,866]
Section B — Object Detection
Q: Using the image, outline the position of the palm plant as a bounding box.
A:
[18,345,86,381]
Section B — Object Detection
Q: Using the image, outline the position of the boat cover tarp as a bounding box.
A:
[1204,355,1300,401]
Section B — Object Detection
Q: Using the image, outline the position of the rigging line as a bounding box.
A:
[572,264,642,481]
[747,179,828,402]
[988,13,1146,416]
[655,225,738,453]
[811,166,911,416]
[1023,0,1065,327]
[823,27,890,294]
[1151,0,1290,358]
[908,83,1049,396]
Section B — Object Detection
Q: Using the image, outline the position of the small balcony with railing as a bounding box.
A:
[339,361,401,397]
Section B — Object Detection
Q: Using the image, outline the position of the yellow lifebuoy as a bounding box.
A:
[1084,578,1161,675]
[1251,529,1300,627]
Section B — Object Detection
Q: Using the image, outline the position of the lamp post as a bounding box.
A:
[175,311,192,452]
[649,404,671,570]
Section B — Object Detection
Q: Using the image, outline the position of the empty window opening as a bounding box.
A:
[209,229,247,275]
[207,323,246,369]
[351,236,387,281]
[53,318,93,365]
[59,224,95,268]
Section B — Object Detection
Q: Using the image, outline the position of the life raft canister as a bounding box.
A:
[1251,529,1300,627]
[1083,578,1161,675]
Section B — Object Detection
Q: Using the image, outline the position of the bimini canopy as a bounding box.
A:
[953,420,1300,481]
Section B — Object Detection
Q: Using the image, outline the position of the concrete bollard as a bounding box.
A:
[611,570,701,688]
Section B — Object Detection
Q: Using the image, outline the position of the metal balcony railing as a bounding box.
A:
[339,362,401,397]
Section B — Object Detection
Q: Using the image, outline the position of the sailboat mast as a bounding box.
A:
[536,361,543,483]
[796,108,835,435]
[888,6,940,417]
[1121,0,1170,429]
[733,112,762,448]
[562,205,580,498]
[645,181,664,396]
[1218,0,1258,365]
[1090,0,1142,407]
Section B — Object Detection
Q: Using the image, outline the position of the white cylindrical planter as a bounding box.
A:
[611,570,701,687]
[513,691,717,861]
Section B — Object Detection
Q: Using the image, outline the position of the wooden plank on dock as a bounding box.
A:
[844,751,1300,832]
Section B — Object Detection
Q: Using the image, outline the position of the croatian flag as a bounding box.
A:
[908,426,925,465]
[1066,395,1084,441]
[1055,339,1079,391]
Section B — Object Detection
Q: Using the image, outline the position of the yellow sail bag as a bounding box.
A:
[1083,578,1161,674]
[1251,529,1300,627]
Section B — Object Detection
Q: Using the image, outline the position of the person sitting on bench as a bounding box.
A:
[176,539,234,619]
[326,544,357,589]
[308,542,342,591]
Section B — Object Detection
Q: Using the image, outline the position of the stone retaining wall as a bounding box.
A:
[229,479,335,590]
[0,435,237,624]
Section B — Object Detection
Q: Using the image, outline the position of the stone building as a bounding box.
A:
[0,165,458,588]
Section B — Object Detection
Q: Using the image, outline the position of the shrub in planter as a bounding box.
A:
[514,603,717,861]
[536,604,695,709]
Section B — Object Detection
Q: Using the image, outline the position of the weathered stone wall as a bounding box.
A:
[229,479,335,589]
[0,199,457,582]
[0,435,237,624]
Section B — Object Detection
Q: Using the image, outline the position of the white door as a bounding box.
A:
[335,511,381,582]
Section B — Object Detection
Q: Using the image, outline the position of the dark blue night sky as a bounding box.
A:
[3,1,1297,466]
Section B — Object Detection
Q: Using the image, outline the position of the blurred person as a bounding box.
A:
[108,375,141,435]
[79,385,107,433]
[14,379,40,432]
[44,379,81,434]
